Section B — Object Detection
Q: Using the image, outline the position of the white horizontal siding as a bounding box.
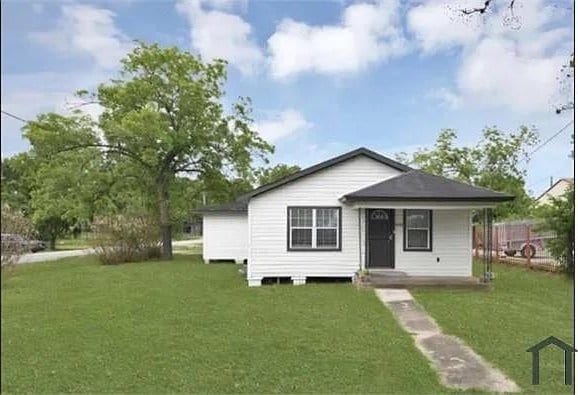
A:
[394,209,472,276]
[202,213,248,262]
[248,156,402,280]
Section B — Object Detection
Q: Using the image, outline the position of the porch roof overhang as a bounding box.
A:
[341,200,499,209]
[341,170,514,209]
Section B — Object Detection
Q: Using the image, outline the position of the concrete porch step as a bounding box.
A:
[367,274,489,290]
[368,270,408,277]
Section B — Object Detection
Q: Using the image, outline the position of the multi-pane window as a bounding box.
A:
[289,208,313,248]
[288,207,340,250]
[404,209,432,251]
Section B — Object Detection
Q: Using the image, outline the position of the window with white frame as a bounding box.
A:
[288,207,341,250]
[404,209,432,251]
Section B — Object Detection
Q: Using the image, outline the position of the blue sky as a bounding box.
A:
[1,0,574,196]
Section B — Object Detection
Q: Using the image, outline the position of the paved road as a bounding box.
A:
[16,239,202,264]
[18,249,95,264]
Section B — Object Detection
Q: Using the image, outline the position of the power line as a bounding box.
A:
[527,167,572,189]
[1,110,28,123]
[527,120,574,158]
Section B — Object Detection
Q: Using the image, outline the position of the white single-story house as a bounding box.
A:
[198,148,512,287]
[535,177,574,206]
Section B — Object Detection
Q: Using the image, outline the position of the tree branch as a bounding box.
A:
[65,99,101,111]
[462,0,516,15]
[54,143,154,171]
[556,103,575,114]
[462,0,494,15]
[174,160,202,173]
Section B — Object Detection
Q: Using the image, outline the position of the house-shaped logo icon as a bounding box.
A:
[527,336,576,385]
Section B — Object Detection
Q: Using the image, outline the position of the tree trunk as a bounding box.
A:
[49,236,56,251]
[158,181,173,260]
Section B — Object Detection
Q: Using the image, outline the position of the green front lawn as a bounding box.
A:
[2,255,444,393]
[2,256,572,393]
[413,261,573,394]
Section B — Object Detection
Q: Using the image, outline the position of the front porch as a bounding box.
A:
[351,206,478,276]
[340,170,504,281]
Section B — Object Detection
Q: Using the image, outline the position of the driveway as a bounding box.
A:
[16,239,202,264]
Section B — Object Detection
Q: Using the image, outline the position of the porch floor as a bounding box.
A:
[366,272,489,289]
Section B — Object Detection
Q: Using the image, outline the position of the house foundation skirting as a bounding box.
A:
[247,278,262,287]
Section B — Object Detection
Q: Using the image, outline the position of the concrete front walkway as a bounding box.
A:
[375,289,519,393]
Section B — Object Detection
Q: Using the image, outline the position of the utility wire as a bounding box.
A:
[1,110,28,123]
[527,120,574,159]
[3,108,575,164]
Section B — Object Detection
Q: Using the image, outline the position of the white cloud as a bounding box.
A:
[176,0,263,75]
[31,3,44,14]
[254,109,312,143]
[28,5,132,69]
[4,4,129,157]
[201,0,248,11]
[517,27,572,57]
[427,87,463,110]
[458,38,566,112]
[267,0,408,79]
[407,1,482,53]
[1,70,112,156]
[408,0,572,113]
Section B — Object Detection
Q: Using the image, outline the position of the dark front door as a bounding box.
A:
[367,209,395,268]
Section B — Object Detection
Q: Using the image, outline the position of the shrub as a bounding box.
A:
[536,186,574,274]
[91,214,161,265]
[1,204,34,281]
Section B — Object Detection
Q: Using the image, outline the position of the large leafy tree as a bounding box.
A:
[397,127,539,219]
[197,163,301,204]
[257,164,300,186]
[198,170,253,205]
[29,148,106,249]
[1,153,36,214]
[24,42,272,259]
[5,122,108,249]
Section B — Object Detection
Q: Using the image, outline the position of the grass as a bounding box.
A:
[2,255,445,394]
[412,260,574,394]
[2,255,573,393]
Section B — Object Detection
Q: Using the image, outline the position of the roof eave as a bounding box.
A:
[342,195,515,203]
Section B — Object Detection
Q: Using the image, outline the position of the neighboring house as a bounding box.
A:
[536,178,574,206]
[198,148,512,287]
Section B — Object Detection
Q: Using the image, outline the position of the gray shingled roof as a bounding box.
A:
[196,147,412,213]
[342,170,514,202]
